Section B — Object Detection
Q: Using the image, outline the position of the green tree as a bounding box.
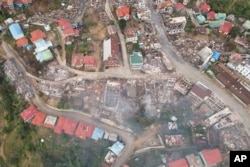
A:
[230,26,240,38]
[118,19,127,32]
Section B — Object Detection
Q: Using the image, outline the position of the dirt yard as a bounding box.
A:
[82,13,107,71]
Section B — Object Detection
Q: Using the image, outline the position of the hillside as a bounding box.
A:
[208,0,250,18]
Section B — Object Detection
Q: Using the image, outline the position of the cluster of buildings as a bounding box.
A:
[8,22,53,62]
[57,18,80,45]
[4,58,34,100]
[71,53,97,69]
[20,104,125,167]
[166,148,222,167]
[0,0,32,10]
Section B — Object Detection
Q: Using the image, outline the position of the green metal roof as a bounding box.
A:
[209,21,222,28]
[243,20,250,30]
[197,14,206,24]
[130,51,143,64]
[215,13,226,21]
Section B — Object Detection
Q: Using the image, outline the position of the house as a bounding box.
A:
[174,3,185,12]
[109,141,125,156]
[227,52,243,70]
[210,50,221,62]
[168,17,186,34]
[103,34,120,68]
[200,3,210,13]
[209,21,222,29]
[62,118,78,135]
[186,154,203,167]
[35,49,53,62]
[14,0,24,8]
[74,122,94,140]
[43,115,58,129]
[199,149,222,166]
[197,14,206,24]
[168,158,189,167]
[215,13,226,21]
[9,23,24,40]
[22,0,32,7]
[130,51,143,70]
[34,39,52,53]
[7,0,14,9]
[65,36,74,45]
[116,6,130,20]
[234,36,250,48]
[54,116,65,134]
[71,53,85,68]
[219,21,233,35]
[30,29,46,43]
[91,127,104,141]
[188,82,212,108]
[243,20,250,31]
[226,14,235,22]
[84,56,96,68]
[207,11,215,20]
[157,1,172,10]
[31,111,46,126]
[20,105,38,122]
[57,18,77,44]
[103,151,116,166]
[16,37,28,47]
[124,27,138,43]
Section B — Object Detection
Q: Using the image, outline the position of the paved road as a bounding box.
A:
[146,0,250,134]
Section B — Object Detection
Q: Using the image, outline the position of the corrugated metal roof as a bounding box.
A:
[9,23,24,40]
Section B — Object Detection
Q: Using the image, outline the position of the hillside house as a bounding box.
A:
[116,6,130,20]
[124,27,138,43]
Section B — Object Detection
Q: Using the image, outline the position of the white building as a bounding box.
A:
[168,17,187,34]
[236,63,250,80]
[103,38,112,61]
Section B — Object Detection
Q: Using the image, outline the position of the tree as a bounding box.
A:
[230,26,240,38]
[109,20,115,25]
[118,19,127,32]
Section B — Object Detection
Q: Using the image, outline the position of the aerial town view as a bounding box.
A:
[0,0,250,166]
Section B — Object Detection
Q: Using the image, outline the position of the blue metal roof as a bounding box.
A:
[91,127,104,141]
[211,51,221,62]
[9,23,24,40]
[109,141,125,155]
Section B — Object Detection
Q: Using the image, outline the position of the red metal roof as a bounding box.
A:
[116,6,130,18]
[16,37,28,47]
[190,83,212,99]
[54,116,65,134]
[31,111,46,126]
[14,0,23,5]
[84,56,96,67]
[201,3,211,13]
[74,122,94,139]
[168,158,189,167]
[71,53,85,67]
[7,0,13,4]
[22,0,32,3]
[30,29,46,42]
[207,11,215,20]
[57,18,71,28]
[219,21,233,35]
[20,105,38,122]
[63,28,74,36]
[62,118,78,135]
[201,149,222,166]
[174,3,185,10]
